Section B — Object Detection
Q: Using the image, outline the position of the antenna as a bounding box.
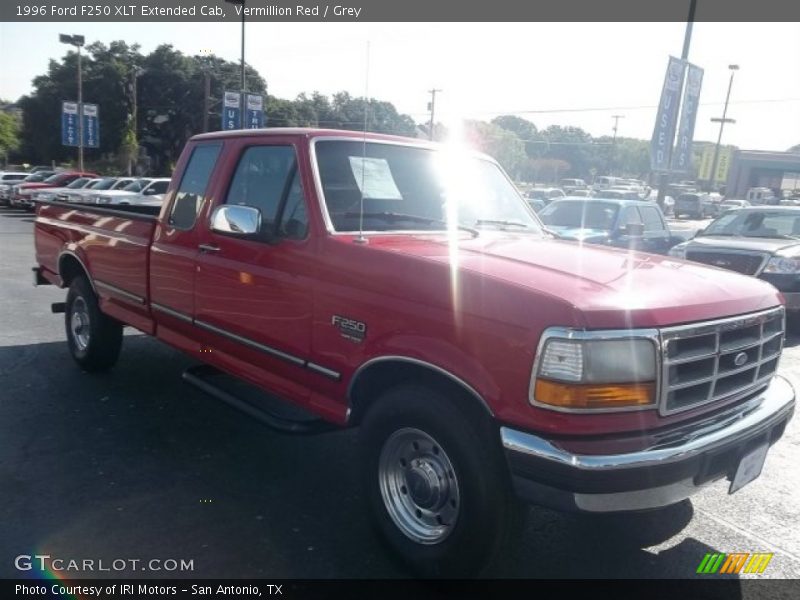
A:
[355,41,370,245]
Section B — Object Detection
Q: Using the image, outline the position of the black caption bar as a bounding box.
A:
[3,0,800,22]
[3,579,798,600]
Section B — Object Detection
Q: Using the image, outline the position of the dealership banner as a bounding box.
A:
[82,103,100,148]
[222,91,242,130]
[671,63,703,173]
[61,101,79,147]
[245,94,265,129]
[650,56,686,172]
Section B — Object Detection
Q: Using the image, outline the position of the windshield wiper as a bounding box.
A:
[474,219,535,231]
[342,211,479,237]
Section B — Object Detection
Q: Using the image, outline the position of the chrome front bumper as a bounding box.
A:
[501,375,795,513]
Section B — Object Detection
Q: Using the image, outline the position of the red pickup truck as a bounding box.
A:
[34,129,795,575]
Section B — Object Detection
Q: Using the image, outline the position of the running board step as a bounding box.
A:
[182,364,337,435]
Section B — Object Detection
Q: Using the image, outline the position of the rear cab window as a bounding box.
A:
[168,144,222,230]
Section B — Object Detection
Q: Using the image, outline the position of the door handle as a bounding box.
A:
[198,243,221,253]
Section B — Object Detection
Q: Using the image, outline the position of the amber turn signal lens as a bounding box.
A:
[534,379,655,409]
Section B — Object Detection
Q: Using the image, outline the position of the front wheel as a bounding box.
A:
[359,385,523,577]
[65,276,123,372]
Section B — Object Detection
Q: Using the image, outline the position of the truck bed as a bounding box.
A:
[34,200,159,333]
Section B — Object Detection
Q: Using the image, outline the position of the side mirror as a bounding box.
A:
[625,222,645,237]
[210,204,261,236]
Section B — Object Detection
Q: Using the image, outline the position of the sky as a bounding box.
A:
[1,21,799,151]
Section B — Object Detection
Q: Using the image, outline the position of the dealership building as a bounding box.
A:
[725,149,800,197]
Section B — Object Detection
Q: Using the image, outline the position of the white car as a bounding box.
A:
[65,177,137,203]
[91,178,170,206]
[33,177,103,202]
[0,172,30,204]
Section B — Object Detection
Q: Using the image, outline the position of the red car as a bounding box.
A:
[33,129,794,575]
[12,171,97,210]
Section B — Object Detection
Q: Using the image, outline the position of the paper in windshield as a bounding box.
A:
[348,157,403,200]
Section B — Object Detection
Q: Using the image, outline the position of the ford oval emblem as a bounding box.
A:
[734,352,749,367]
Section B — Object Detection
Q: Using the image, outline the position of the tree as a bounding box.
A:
[463,120,526,178]
[790,144,800,153]
[0,108,21,164]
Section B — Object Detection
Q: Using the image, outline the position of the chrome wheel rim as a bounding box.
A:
[70,297,90,351]
[378,427,460,545]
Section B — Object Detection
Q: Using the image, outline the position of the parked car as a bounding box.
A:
[526,197,546,213]
[592,175,624,191]
[64,177,138,203]
[525,187,565,203]
[747,187,778,205]
[11,171,97,210]
[559,178,588,194]
[538,197,680,254]
[33,128,795,576]
[0,172,30,205]
[670,206,800,316]
[595,188,642,200]
[33,177,102,202]
[90,178,170,205]
[674,192,719,219]
[567,188,593,198]
[719,199,751,212]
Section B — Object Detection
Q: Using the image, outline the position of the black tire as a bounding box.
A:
[359,384,523,577]
[65,276,123,372]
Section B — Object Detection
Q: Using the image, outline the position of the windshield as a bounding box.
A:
[703,210,800,238]
[43,173,71,184]
[315,140,542,233]
[24,173,47,182]
[122,179,150,192]
[90,178,118,190]
[66,178,90,189]
[539,201,619,231]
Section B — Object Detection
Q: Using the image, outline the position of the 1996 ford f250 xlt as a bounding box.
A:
[33,129,795,575]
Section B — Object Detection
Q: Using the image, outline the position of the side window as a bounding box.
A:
[226,145,307,240]
[621,206,643,227]
[169,144,222,230]
[277,170,309,240]
[640,206,665,232]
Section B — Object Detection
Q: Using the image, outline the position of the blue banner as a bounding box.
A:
[245,93,265,129]
[61,101,79,147]
[650,56,686,172]
[82,103,100,148]
[671,64,704,173]
[222,90,241,130]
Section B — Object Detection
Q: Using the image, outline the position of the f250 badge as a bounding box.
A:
[331,315,367,343]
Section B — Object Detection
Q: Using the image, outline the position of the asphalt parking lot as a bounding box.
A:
[1,206,798,582]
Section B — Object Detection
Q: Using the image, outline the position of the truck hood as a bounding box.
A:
[367,233,782,328]
[683,235,800,255]
[547,226,610,241]
[93,190,138,197]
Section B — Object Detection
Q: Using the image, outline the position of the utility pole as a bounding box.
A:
[609,114,625,175]
[224,0,247,93]
[656,0,697,210]
[427,88,441,141]
[708,64,739,191]
[203,70,211,132]
[60,34,86,171]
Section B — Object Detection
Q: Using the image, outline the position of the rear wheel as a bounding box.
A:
[65,276,123,372]
[359,385,523,577]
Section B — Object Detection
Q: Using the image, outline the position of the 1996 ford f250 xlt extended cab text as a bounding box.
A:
[33,129,795,576]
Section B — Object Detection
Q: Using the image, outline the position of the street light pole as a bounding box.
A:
[708,64,739,191]
[427,88,441,141]
[241,6,246,93]
[60,34,86,171]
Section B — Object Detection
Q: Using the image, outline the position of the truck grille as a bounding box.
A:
[660,308,784,415]
[685,250,767,275]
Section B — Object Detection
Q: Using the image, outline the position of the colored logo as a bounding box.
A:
[696,552,773,575]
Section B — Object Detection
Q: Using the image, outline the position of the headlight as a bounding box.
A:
[668,244,687,258]
[531,330,658,411]
[95,195,111,204]
[763,256,800,274]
